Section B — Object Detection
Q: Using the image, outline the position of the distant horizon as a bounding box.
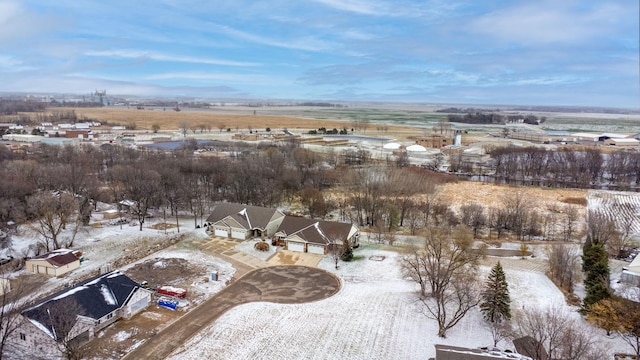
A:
[2,90,639,113]
[0,1,638,108]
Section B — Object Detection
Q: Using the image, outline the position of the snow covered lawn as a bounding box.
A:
[166,244,632,359]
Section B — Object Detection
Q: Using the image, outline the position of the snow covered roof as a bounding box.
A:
[629,255,640,272]
[21,271,145,341]
[609,138,639,144]
[406,144,427,152]
[28,249,79,268]
[275,216,356,245]
[570,132,600,139]
[206,202,284,231]
[383,142,401,150]
[601,132,629,139]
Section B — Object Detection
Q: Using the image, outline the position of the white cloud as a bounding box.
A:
[470,2,627,45]
[0,1,20,25]
[84,50,259,67]
[311,0,384,15]
[144,72,286,85]
[210,23,334,52]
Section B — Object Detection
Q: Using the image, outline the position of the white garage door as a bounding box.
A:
[307,244,325,255]
[288,241,305,252]
[214,228,228,237]
[231,229,246,240]
[129,297,148,315]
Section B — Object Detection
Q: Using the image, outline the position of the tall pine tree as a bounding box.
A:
[582,242,611,308]
[480,262,511,323]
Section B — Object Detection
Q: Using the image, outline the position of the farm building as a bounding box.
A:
[273,216,359,254]
[604,138,639,147]
[1,134,43,143]
[10,271,152,358]
[415,135,453,149]
[41,137,75,146]
[571,132,600,142]
[205,202,286,240]
[25,249,82,277]
[406,144,427,152]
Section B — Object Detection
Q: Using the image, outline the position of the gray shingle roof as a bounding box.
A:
[276,216,354,245]
[206,202,282,230]
[21,271,142,341]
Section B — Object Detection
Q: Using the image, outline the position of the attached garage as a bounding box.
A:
[231,229,247,240]
[287,241,306,253]
[128,297,148,316]
[307,244,326,255]
[214,227,228,238]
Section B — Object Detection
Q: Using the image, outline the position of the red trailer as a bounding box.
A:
[157,285,187,298]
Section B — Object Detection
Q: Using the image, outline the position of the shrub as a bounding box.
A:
[254,241,270,252]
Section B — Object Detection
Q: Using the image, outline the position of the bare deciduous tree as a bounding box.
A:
[485,320,512,348]
[546,245,579,294]
[0,274,42,359]
[516,305,606,360]
[27,192,79,251]
[586,209,619,248]
[402,226,483,337]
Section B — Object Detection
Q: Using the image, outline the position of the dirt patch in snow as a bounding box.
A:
[124,258,206,290]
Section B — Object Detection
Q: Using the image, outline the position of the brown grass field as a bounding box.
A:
[70,107,409,133]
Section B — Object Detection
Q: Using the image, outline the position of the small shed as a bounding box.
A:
[25,249,81,277]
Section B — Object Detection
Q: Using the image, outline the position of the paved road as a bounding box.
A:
[122,266,340,360]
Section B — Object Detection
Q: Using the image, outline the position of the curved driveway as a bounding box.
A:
[122,266,340,360]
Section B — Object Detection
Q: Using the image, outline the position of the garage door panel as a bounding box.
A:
[308,244,325,255]
[288,241,305,252]
[214,229,227,237]
[231,229,246,239]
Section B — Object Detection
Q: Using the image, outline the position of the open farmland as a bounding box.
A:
[69,107,408,133]
[588,189,640,240]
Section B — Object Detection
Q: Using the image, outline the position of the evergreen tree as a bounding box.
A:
[480,262,511,323]
[582,243,611,308]
[340,239,353,262]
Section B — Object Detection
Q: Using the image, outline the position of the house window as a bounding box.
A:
[19,333,26,341]
[107,313,113,319]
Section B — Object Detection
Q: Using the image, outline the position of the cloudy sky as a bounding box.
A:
[0,0,638,108]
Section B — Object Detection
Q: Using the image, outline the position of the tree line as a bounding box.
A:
[469,145,640,190]
[446,113,545,125]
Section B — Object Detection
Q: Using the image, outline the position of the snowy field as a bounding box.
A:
[166,246,631,360]
[588,189,640,239]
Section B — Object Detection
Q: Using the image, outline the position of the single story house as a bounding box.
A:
[435,344,532,360]
[25,249,82,277]
[205,203,286,240]
[11,271,151,358]
[273,216,359,255]
[622,255,640,286]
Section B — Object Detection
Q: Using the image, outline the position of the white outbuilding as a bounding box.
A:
[406,144,427,152]
[383,142,401,150]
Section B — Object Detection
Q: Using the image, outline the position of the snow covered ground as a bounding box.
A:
[167,245,630,360]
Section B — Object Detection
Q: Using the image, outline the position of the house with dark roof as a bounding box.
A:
[10,271,152,358]
[25,249,82,277]
[435,344,533,360]
[512,336,548,360]
[273,216,359,255]
[205,202,286,240]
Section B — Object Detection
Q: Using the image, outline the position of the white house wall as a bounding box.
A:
[122,288,152,319]
[9,316,61,359]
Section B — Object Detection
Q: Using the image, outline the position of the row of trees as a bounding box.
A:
[487,145,640,189]
[446,113,544,125]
